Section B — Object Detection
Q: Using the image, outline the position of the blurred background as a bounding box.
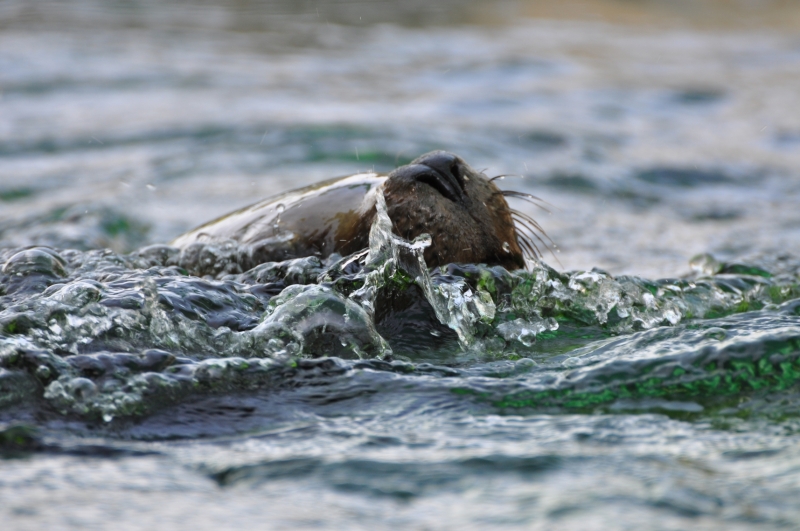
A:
[2,0,800,277]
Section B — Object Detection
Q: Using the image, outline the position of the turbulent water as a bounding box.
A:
[3,1,800,530]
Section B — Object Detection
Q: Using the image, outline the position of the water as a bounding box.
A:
[2,1,800,529]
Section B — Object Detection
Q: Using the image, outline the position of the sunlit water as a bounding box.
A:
[2,1,800,529]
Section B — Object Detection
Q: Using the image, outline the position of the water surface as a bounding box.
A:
[2,1,800,529]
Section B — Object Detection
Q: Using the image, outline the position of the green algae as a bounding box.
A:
[481,337,800,412]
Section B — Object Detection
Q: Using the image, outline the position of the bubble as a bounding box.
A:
[518,329,536,347]
[68,377,98,399]
[35,365,51,380]
[496,317,558,349]
[2,248,67,278]
[515,358,536,370]
[131,244,180,267]
[704,327,727,341]
[266,338,285,351]
[689,253,722,276]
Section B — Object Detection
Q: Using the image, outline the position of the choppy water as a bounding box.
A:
[3,1,800,529]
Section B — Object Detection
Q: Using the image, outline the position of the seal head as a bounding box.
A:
[382,151,524,270]
[172,151,536,271]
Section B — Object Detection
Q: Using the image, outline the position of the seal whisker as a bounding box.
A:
[511,210,555,246]
[517,233,540,260]
[499,190,552,213]
[511,210,561,267]
[511,212,546,238]
[511,212,554,243]
[490,174,514,182]
[511,216,545,254]
[508,214,538,241]
[513,220,550,251]
[508,217,542,258]
[516,227,561,269]
[515,216,553,253]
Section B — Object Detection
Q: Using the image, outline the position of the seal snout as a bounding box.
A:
[388,151,466,203]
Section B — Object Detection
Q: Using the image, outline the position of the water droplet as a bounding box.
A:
[519,329,535,347]
[515,358,536,369]
[275,203,285,214]
[413,233,432,249]
[69,377,97,399]
[502,241,511,253]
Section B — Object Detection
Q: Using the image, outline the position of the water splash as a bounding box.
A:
[1,226,799,420]
[355,190,496,348]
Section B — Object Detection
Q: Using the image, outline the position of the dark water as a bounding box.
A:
[2,1,800,529]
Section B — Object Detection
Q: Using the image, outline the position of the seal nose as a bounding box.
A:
[408,151,466,202]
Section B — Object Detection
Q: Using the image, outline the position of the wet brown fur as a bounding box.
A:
[382,154,524,270]
[172,151,546,271]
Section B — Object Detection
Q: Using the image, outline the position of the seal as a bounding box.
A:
[172,151,547,270]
